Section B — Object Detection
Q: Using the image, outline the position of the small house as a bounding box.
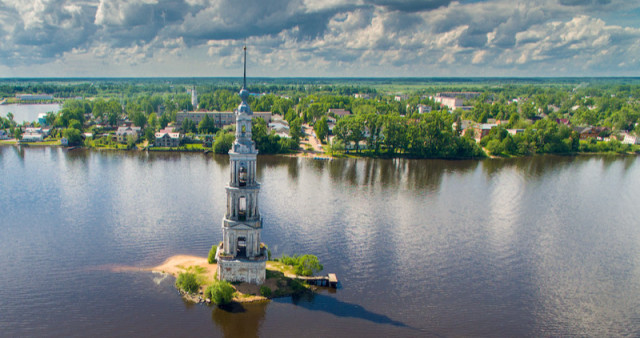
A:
[115,126,141,143]
[622,133,640,145]
[154,132,181,147]
[328,108,351,118]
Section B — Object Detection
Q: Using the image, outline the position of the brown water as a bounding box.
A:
[1,146,640,337]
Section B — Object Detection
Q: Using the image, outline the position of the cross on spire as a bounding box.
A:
[243,45,247,89]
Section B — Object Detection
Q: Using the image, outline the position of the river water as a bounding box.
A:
[1,146,640,337]
[0,103,61,124]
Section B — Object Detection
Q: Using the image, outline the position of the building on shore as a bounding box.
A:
[216,47,267,285]
[622,133,640,145]
[268,118,290,138]
[176,111,272,129]
[21,127,51,142]
[473,123,498,141]
[115,126,141,143]
[154,129,182,147]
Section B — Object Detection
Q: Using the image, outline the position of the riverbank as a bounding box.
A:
[149,255,315,304]
[3,139,638,159]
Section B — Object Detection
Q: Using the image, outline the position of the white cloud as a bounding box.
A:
[472,50,487,64]
[0,0,639,76]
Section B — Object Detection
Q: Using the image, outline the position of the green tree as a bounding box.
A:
[147,113,158,130]
[145,128,155,144]
[294,255,324,276]
[159,113,170,129]
[205,280,234,305]
[92,98,107,121]
[107,111,119,127]
[289,118,302,140]
[280,254,324,277]
[260,285,272,297]
[181,118,196,133]
[63,128,82,146]
[13,127,22,141]
[208,244,218,264]
[175,272,199,294]
[213,131,234,154]
[382,115,406,155]
[126,134,137,149]
[364,113,382,153]
[314,116,329,143]
[130,111,146,128]
[68,119,82,131]
[198,114,217,134]
[45,112,56,126]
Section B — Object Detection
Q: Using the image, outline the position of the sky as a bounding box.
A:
[1,0,640,78]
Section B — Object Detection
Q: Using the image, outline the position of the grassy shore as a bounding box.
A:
[150,255,313,304]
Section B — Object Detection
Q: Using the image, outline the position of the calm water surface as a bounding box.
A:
[0,103,61,123]
[1,146,640,337]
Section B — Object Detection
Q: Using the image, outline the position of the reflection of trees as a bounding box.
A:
[210,153,229,169]
[64,148,90,165]
[482,155,560,179]
[11,144,25,161]
[211,302,267,338]
[322,157,478,193]
[286,158,299,181]
[482,154,639,182]
[622,155,636,172]
[405,158,478,191]
[257,155,300,182]
[600,153,621,171]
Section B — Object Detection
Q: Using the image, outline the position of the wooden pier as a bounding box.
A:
[297,273,339,288]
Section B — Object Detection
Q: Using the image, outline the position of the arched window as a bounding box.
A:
[239,164,247,186]
[237,236,246,257]
[238,196,246,221]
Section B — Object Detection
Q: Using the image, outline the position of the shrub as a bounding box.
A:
[208,244,218,264]
[294,255,323,276]
[280,254,323,276]
[260,285,272,297]
[280,254,298,266]
[175,272,199,294]
[205,280,235,305]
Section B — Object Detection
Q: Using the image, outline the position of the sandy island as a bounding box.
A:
[148,255,306,304]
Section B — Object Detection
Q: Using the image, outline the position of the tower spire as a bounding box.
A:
[243,45,247,89]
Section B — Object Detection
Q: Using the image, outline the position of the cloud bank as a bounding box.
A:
[1,0,639,77]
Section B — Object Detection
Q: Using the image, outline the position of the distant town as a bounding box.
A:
[1,78,639,158]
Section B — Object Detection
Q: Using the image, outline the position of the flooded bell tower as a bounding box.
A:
[216,46,267,284]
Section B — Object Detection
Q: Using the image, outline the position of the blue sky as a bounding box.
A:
[1,0,639,77]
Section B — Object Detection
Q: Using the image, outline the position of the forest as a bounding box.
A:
[1,77,639,157]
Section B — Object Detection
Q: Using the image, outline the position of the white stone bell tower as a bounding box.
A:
[191,86,198,110]
[216,46,267,284]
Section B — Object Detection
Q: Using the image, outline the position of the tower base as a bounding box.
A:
[216,249,266,285]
